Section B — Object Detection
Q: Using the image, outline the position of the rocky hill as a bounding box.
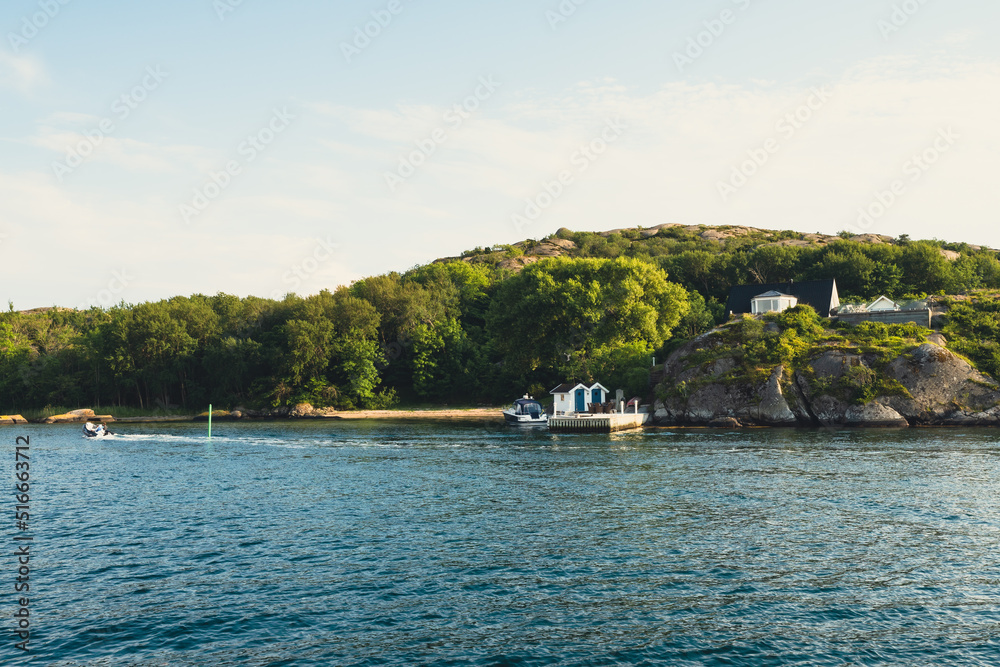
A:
[652,307,1000,427]
[442,224,994,274]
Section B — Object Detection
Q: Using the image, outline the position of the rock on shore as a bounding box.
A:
[654,332,1000,427]
[193,403,339,420]
[43,409,115,424]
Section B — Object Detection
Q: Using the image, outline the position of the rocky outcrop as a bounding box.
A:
[288,403,339,418]
[655,364,798,427]
[879,344,1000,425]
[808,396,909,427]
[653,330,1000,428]
[194,409,234,421]
[0,415,28,425]
[926,332,947,347]
[498,256,541,271]
[43,409,115,424]
[439,224,1000,272]
[195,404,341,420]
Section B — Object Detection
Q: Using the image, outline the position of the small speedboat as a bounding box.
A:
[502,395,548,426]
[82,422,114,439]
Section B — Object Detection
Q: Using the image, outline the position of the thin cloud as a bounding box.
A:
[0,52,46,92]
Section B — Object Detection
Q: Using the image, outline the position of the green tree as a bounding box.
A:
[486,257,690,383]
[808,242,876,299]
[899,242,954,294]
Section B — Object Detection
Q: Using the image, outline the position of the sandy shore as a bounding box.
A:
[325,408,500,422]
[114,416,198,423]
[10,408,504,425]
[111,408,502,424]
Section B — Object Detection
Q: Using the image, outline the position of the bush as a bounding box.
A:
[775,305,824,338]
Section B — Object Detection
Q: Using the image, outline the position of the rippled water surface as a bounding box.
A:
[7,422,1000,665]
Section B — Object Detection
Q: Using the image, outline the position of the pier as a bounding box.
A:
[548,412,649,433]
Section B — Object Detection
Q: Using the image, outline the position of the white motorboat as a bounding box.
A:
[502,395,548,425]
[82,422,114,439]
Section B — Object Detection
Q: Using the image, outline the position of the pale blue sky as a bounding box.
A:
[2,0,999,308]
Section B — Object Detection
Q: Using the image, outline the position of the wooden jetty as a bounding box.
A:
[548,412,649,433]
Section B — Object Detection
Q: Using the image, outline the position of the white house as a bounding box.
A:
[750,290,798,315]
[868,295,900,312]
[550,381,611,415]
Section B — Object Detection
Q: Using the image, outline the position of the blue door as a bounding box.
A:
[575,389,586,413]
[592,388,602,404]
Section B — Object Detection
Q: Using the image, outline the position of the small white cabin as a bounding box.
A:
[750,290,798,315]
[868,295,900,312]
[550,382,611,415]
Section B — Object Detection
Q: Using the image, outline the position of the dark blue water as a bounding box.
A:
[5,422,1000,665]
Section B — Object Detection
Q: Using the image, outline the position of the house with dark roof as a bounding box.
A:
[725,279,840,317]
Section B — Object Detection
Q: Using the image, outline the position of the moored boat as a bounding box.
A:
[502,395,548,425]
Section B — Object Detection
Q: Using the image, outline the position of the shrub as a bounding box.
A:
[776,305,825,338]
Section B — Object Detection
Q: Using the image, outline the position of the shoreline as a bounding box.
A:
[7,408,504,425]
[320,408,500,422]
[8,409,998,428]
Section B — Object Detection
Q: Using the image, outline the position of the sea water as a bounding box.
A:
[5,422,1000,665]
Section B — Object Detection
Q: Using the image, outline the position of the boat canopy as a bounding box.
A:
[513,399,543,415]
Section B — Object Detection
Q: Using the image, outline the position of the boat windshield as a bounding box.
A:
[515,401,543,415]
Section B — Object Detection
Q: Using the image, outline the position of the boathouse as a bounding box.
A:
[550,382,610,416]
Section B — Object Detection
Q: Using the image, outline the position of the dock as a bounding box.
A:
[548,412,650,433]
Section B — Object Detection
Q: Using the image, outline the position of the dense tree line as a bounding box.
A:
[3,226,1000,413]
[0,257,689,412]
[551,229,1000,304]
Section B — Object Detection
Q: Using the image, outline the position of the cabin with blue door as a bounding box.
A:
[550,382,612,416]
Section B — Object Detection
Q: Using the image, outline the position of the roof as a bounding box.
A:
[549,382,610,394]
[550,382,586,394]
[868,295,899,308]
[753,290,796,299]
[726,279,839,316]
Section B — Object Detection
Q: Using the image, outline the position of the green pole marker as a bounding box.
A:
[208,404,212,440]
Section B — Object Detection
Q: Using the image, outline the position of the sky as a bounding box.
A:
[1,0,998,309]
